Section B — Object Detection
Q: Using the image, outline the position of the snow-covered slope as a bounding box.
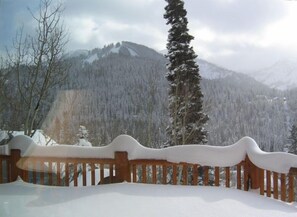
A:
[249,59,297,90]
[198,59,234,79]
[67,42,240,80]
[65,49,88,58]
[74,41,164,64]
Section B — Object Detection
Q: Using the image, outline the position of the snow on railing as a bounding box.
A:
[0,135,297,202]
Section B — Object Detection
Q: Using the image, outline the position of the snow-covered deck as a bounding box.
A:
[0,179,296,217]
[1,134,297,216]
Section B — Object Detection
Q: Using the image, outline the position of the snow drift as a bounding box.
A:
[1,179,296,217]
[3,134,297,174]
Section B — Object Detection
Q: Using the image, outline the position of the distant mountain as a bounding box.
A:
[68,42,238,80]
[76,41,164,64]
[249,59,297,90]
[198,59,234,79]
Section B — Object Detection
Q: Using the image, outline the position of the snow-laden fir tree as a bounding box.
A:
[164,0,208,146]
[288,124,297,154]
[76,125,92,147]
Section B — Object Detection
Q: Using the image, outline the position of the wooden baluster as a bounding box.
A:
[237,164,241,190]
[162,164,167,184]
[225,167,230,188]
[142,164,147,183]
[32,161,37,184]
[288,173,294,202]
[172,165,177,185]
[73,163,78,187]
[40,162,44,185]
[132,164,137,183]
[24,170,29,183]
[215,167,220,187]
[82,163,87,186]
[273,172,278,199]
[91,163,95,186]
[204,166,209,186]
[65,163,69,186]
[183,164,188,185]
[192,164,198,185]
[244,160,248,191]
[57,161,61,186]
[7,158,11,182]
[100,163,104,184]
[109,164,114,183]
[10,149,21,182]
[0,159,3,183]
[48,162,53,186]
[152,165,157,184]
[281,173,286,201]
[22,160,29,183]
[259,168,264,195]
[266,170,271,197]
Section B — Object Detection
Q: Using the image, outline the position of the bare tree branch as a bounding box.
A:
[4,0,69,136]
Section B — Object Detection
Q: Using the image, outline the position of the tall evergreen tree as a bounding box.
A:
[288,124,297,154]
[164,0,208,146]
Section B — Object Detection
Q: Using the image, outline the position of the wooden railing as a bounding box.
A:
[1,134,297,204]
[0,154,11,183]
[0,149,296,203]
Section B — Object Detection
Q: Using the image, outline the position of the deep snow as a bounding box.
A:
[5,134,297,174]
[0,179,296,217]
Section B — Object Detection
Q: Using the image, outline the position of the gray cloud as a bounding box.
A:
[62,0,168,50]
[0,0,296,72]
[0,0,40,51]
[63,0,166,27]
[198,39,296,73]
[186,0,287,33]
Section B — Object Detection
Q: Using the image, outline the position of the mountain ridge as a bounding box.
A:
[67,41,258,82]
[248,58,297,90]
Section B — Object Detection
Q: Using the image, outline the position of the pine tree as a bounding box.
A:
[78,125,89,139]
[288,124,297,154]
[164,0,208,146]
[76,125,92,147]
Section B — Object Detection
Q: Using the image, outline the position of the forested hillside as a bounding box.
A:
[8,41,296,151]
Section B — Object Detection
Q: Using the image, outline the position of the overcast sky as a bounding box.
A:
[1,0,297,72]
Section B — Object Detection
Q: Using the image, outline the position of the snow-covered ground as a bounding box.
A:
[0,179,296,217]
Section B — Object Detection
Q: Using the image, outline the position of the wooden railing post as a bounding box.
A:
[289,167,297,202]
[115,152,131,182]
[10,149,21,182]
[245,155,260,190]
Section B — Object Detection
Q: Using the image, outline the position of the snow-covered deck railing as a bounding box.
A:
[0,135,297,203]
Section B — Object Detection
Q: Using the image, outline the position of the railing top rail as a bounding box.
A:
[5,134,297,174]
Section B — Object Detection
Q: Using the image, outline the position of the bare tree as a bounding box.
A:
[5,0,68,136]
[0,56,7,128]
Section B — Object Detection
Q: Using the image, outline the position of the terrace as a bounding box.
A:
[0,135,297,217]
